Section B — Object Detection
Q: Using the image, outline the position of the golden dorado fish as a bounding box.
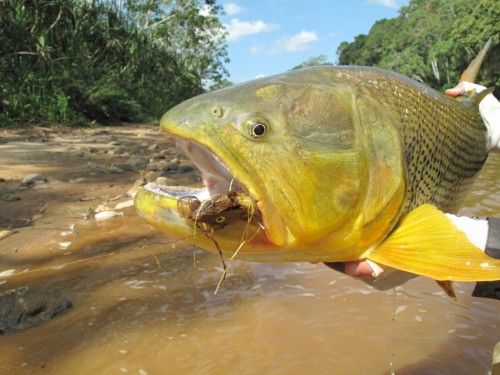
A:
[135,46,500,283]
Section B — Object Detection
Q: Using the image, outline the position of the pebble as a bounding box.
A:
[106,166,124,174]
[115,199,134,209]
[114,163,135,172]
[0,230,16,240]
[0,187,15,195]
[178,165,195,173]
[146,160,168,171]
[87,135,114,143]
[164,162,178,172]
[132,178,146,188]
[144,171,160,182]
[69,177,87,183]
[155,177,177,186]
[59,242,72,250]
[33,180,49,190]
[126,155,148,170]
[161,149,177,157]
[87,161,101,172]
[21,173,47,185]
[107,146,126,155]
[128,178,146,195]
[69,148,84,157]
[94,210,123,221]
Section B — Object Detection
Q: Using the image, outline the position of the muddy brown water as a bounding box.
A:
[0,154,499,374]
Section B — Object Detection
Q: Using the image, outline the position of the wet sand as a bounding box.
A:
[0,125,499,374]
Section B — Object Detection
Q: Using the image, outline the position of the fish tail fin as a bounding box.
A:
[460,38,491,83]
[367,204,500,282]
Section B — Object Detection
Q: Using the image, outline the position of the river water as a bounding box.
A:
[0,154,499,375]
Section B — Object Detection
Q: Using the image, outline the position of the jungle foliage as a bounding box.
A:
[291,55,333,70]
[0,0,229,125]
[336,0,499,95]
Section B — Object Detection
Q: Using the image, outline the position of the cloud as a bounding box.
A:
[276,30,318,52]
[367,0,399,8]
[224,3,246,15]
[224,18,278,42]
[249,31,318,55]
[249,45,263,55]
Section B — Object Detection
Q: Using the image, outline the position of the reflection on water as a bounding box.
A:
[0,155,499,375]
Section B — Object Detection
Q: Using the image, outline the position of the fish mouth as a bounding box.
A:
[142,137,267,234]
[144,138,240,200]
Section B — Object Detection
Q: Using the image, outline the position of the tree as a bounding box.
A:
[292,55,333,70]
[447,0,500,90]
[0,0,230,125]
[336,0,499,95]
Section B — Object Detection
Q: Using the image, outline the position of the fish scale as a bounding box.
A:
[336,67,487,214]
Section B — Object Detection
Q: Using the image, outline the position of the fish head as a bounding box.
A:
[135,68,406,262]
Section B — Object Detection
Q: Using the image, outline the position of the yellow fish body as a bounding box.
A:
[135,49,500,283]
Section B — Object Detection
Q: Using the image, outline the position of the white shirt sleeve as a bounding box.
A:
[461,82,500,151]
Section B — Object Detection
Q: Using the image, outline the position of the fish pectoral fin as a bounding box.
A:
[367,204,500,282]
[470,87,495,106]
[436,280,457,300]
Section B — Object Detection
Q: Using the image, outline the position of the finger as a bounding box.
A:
[445,83,464,98]
[344,261,375,277]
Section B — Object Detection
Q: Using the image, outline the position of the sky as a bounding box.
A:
[218,0,409,83]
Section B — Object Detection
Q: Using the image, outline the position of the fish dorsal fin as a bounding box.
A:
[367,204,500,282]
[460,38,491,83]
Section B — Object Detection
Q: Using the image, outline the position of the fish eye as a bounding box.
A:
[248,119,269,138]
[215,216,226,223]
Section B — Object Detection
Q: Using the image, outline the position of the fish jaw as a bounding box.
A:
[135,183,362,262]
[134,184,273,253]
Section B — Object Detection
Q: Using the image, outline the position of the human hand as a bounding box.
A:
[344,260,376,277]
[445,82,466,98]
[446,82,500,151]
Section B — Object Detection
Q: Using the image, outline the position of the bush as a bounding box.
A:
[0,0,228,126]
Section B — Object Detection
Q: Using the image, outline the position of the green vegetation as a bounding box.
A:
[336,0,499,95]
[3,0,497,126]
[291,55,333,70]
[0,0,228,126]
